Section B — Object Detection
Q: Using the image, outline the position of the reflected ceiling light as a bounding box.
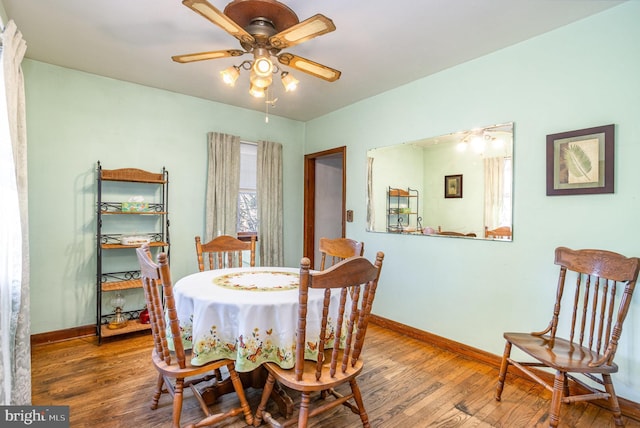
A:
[456,142,468,152]
[492,137,505,149]
[471,136,485,153]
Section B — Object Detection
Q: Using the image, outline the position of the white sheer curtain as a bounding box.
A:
[0,19,30,405]
[484,156,510,230]
[205,132,241,240]
[257,140,283,266]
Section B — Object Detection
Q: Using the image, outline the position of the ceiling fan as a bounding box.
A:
[172,0,341,98]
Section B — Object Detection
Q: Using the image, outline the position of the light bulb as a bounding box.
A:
[250,71,272,89]
[471,136,485,153]
[220,66,240,86]
[281,72,299,92]
[253,57,273,77]
[249,84,265,98]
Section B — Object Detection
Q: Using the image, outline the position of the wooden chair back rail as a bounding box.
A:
[484,226,512,239]
[495,246,640,427]
[195,235,256,271]
[254,251,384,427]
[319,237,364,270]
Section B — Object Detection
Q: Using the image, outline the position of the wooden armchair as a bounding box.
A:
[319,237,364,270]
[495,247,640,427]
[254,252,385,428]
[136,245,253,428]
[484,226,512,240]
[195,235,256,271]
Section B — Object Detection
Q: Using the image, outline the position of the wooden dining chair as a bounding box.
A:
[319,237,364,270]
[495,246,640,427]
[195,235,256,271]
[484,226,512,239]
[253,252,385,428]
[136,244,253,428]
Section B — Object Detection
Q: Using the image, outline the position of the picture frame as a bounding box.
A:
[546,124,614,196]
[444,174,463,198]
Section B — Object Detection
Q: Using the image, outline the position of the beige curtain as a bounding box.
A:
[205,132,241,240]
[366,157,374,231]
[0,20,30,405]
[257,140,283,266]
[483,157,505,230]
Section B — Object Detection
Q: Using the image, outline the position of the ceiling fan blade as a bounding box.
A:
[278,53,341,82]
[172,49,246,63]
[182,0,255,46]
[269,14,335,49]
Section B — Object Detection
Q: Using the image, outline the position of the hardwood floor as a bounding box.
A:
[31,324,640,427]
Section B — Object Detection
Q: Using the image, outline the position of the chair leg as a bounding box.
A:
[297,392,310,428]
[548,371,565,428]
[602,374,624,426]
[171,378,185,428]
[494,341,512,401]
[151,373,164,410]
[254,373,276,426]
[228,366,254,426]
[350,378,371,428]
[562,375,570,398]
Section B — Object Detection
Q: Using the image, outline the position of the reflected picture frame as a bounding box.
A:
[444,174,463,198]
[546,124,614,196]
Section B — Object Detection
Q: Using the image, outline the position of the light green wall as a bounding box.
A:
[21,1,640,403]
[24,60,305,334]
[305,3,640,402]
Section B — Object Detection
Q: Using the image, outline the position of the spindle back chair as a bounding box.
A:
[495,246,640,427]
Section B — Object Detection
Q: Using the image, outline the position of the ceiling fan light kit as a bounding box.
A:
[280,71,298,92]
[174,0,341,100]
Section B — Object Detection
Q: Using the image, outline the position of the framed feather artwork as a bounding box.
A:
[546,124,614,195]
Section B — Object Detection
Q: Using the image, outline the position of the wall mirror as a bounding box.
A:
[366,122,513,241]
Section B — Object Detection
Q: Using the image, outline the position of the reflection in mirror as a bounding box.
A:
[366,123,513,241]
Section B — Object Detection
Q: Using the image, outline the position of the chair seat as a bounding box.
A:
[504,332,618,374]
[151,349,232,378]
[263,349,364,392]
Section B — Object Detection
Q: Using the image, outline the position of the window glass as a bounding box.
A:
[238,143,257,233]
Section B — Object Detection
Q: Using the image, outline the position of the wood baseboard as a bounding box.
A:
[31,325,96,346]
[370,314,640,422]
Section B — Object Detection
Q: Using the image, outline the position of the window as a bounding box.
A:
[237,142,257,233]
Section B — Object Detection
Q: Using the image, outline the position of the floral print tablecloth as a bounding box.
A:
[171,267,342,372]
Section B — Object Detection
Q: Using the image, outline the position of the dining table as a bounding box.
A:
[171,266,344,416]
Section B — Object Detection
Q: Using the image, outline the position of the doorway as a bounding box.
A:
[303,146,346,269]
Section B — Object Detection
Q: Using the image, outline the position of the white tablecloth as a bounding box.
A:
[172,267,342,372]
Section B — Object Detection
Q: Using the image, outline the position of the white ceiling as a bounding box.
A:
[2,0,625,121]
